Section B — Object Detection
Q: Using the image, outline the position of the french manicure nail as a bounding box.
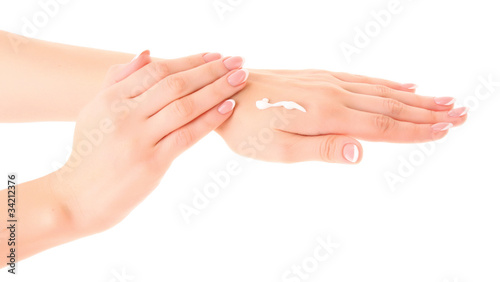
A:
[223,56,244,70]
[227,69,249,86]
[431,122,453,132]
[131,50,150,62]
[218,99,236,114]
[448,107,469,117]
[401,83,418,90]
[343,143,359,163]
[203,52,222,63]
[434,97,456,106]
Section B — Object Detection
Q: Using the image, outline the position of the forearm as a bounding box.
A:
[0,30,135,122]
[0,172,76,268]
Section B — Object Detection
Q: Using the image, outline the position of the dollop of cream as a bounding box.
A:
[255,98,306,112]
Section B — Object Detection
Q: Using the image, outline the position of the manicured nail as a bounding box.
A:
[227,69,249,86]
[434,97,456,106]
[131,50,150,62]
[203,52,222,63]
[218,99,236,114]
[223,56,244,70]
[401,83,418,90]
[343,143,359,163]
[448,107,469,117]
[431,122,453,132]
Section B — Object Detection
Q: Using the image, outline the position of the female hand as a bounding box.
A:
[216,69,467,164]
[51,51,249,235]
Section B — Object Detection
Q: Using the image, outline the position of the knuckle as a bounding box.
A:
[319,136,339,162]
[374,114,396,134]
[185,56,198,67]
[151,61,171,78]
[374,85,393,97]
[172,98,194,119]
[166,75,187,95]
[174,128,194,148]
[428,110,439,122]
[383,98,404,116]
[207,63,221,77]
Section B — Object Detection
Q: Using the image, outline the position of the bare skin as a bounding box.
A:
[1,49,247,266]
[0,30,467,265]
[0,31,466,163]
[218,69,466,163]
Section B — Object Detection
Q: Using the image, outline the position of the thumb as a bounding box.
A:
[102,50,151,88]
[283,133,363,164]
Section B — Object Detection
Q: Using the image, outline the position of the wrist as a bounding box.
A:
[43,171,83,238]
[48,167,124,237]
[46,169,91,238]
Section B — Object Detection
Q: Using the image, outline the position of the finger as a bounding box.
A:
[109,52,222,98]
[344,93,469,126]
[342,109,453,143]
[341,82,455,111]
[167,52,222,73]
[155,99,235,163]
[102,50,151,88]
[147,69,248,142]
[332,72,417,92]
[278,132,363,164]
[136,56,244,117]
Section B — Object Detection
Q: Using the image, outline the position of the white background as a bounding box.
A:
[1,0,499,281]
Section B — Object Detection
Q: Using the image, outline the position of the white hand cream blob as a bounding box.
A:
[255,98,306,112]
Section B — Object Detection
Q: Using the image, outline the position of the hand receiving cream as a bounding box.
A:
[255,98,306,112]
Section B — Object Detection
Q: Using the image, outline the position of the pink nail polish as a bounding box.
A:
[131,50,150,62]
[448,107,469,117]
[227,69,249,86]
[434,97,456,106]
[431,122,453,132]
[223,56,244,70]
[203,52,222,63]
[401,83,418,90]
[343,144,359,163]
[218,99,236,114]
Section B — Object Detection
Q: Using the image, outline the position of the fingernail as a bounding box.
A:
[223,56,244,70]
[448,107,469,117]
[434,97,456,106]
[343,143,359,163]
[131,50,150,62]
[431,122,453,132]
[227,69,249,86]
[203,52,222,63]
[218,99,236,114]
[401,83,418,90]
